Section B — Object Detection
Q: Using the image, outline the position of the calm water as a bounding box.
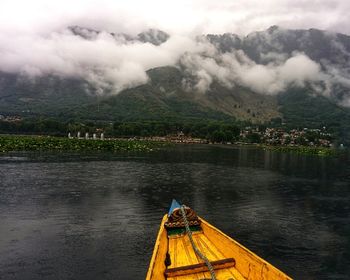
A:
[0,145,349,280]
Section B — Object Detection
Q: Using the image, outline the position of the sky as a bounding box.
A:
[0,0,349,104]
[0,0,349,36]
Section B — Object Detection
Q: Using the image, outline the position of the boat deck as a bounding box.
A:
[146,212,292,280]
[167,232,245,280]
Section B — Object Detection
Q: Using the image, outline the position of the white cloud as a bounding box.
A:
[278,54,321,86]
[181,50,324,95]
[0,28,208,93]
[0,0,349,105]
[0,0,350,36]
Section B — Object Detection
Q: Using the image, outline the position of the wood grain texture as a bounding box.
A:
[146,215,293,280]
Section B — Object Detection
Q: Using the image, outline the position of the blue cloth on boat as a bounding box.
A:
[168,199,181,216]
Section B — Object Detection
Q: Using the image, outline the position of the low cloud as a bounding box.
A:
[0,19,350,106]
[0,28,207,93]
[1,1,350,36]
[181,49,323,95]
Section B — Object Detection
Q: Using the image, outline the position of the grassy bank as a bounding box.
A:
[0,135,166,153]
[260,144,339,157]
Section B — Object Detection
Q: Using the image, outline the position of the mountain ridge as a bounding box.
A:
[1,26,350,142]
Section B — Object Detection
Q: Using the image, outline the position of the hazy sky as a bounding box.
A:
[1,0,349,35]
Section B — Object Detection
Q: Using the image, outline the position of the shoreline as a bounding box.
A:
[199,142,341,157]
[0,134,167,153]
[0,134,343,157]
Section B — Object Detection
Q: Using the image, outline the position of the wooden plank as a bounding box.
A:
[181,236,206,279]
[194,234,223,261]
[168,266,246,280]
[215,267,247,280]
[176,234,189,268]
[147,213,291,280]
[181,236,199,265]
[145,215,168,280]
[165,258,236,277]
[168,237,177,268]
[201,218,293,280]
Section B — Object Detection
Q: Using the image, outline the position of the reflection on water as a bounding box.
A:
[0,145,349,279]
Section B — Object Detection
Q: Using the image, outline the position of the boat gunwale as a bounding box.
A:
[200,217,293,279]
[146,214,168,280]
[146,214,293,280]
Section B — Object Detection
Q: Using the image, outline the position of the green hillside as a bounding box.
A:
[278,88,350,144]
[1,26,350,143]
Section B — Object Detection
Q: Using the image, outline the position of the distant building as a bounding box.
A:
[2,115,22,122]
[240,126,333,147]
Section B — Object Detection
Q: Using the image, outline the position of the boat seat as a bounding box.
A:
[164,258,236,277]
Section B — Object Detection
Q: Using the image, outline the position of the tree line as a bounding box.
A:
[0,118,242,143]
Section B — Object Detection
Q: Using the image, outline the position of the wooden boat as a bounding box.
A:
[146,200,292,280]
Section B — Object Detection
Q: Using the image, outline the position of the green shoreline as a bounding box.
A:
[0,135,167,153]
[209,142,341,157]
[0,135,343,157]
[257,144,340,157]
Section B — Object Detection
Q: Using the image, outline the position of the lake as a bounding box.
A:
[0,145,349,279]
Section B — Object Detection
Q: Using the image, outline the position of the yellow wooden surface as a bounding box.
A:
[146,215,293,280]
[167,232,245,280]
[145,215,168,280]
[201,218,292,280]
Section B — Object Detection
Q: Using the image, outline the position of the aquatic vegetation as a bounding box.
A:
[0,135,166,153]
[260,144,340,157]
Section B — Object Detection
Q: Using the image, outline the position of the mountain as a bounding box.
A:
[1,26,350,142]
[206,25,350,65]
[0,72,97,117]
[0,66,281,123]
[137,29,170,45]
[67,67,280,122]
[68,26,169,45]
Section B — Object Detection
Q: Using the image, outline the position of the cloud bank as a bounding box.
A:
[0,0,350,105]
[1,0,350,35]
[0,28,207,93]
[181,50,324,95]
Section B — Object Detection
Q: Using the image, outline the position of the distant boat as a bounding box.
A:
[146,199,292,280]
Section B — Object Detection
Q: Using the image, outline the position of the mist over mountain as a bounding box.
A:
[205,26,350,103]
[1,25,349,101]
[68,26,170,46]
[1,26,350,141]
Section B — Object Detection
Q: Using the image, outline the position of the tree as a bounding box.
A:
[246,132,261,143]
[211,130,226,143]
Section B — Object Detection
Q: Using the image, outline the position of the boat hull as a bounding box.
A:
[146,215,292,280]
